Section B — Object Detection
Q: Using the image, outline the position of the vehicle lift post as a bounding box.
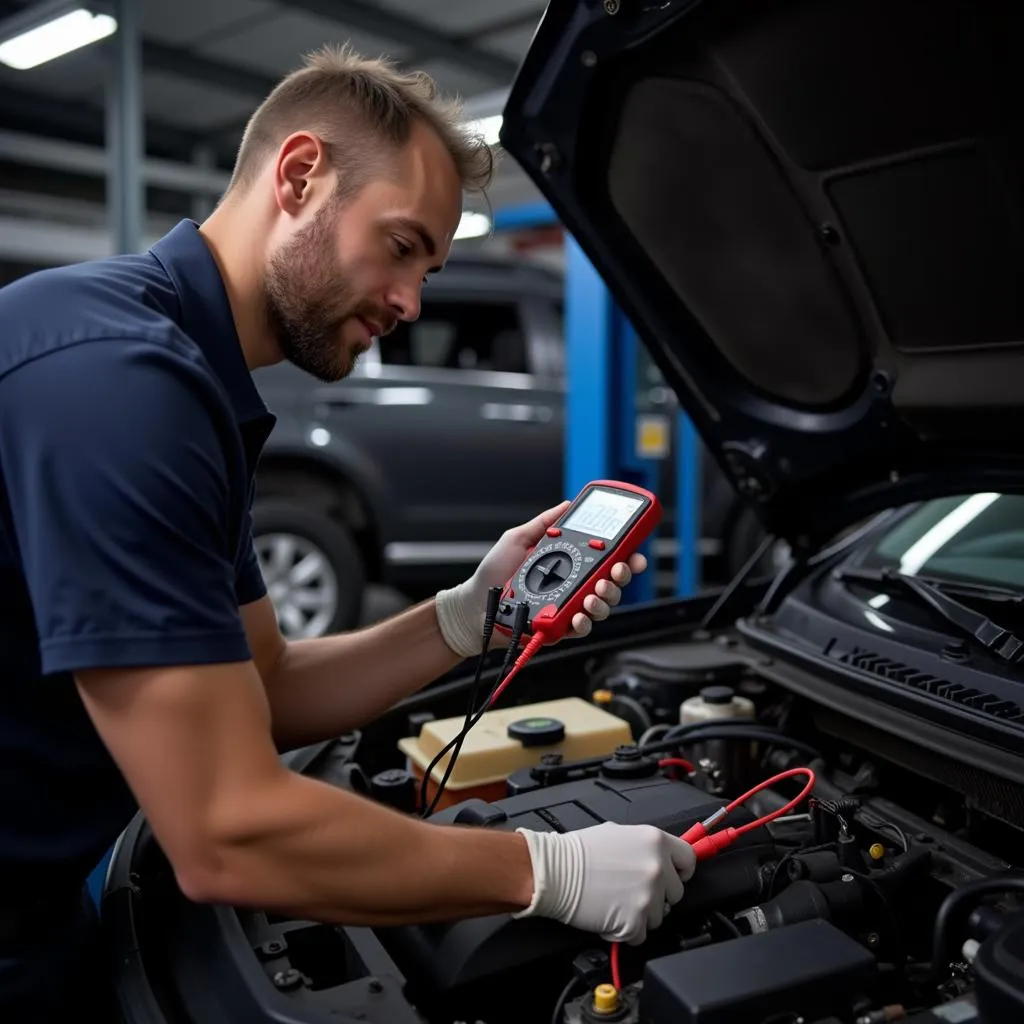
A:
[492,203,701,602]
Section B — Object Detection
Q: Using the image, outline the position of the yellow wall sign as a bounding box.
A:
[636,414,671,460]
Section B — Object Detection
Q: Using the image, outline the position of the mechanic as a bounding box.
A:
[0,46,696,1020]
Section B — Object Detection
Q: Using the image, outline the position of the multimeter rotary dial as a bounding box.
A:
[519,542,583,600]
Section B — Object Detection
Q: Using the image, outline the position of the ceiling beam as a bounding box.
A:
[0,0,522,112]
[0,0,526,164]
[0,128,232,195]
[0,82,205,158]
[272,0,518,83]
[141,40,277,99]
[0,0,275,98]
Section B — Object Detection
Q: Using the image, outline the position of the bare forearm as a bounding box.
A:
[192,770,533,925]
[264,598,465,750]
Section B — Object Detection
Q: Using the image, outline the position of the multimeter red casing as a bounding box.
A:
[494,480,662,642]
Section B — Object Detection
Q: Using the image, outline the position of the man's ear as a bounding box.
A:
[273,132,330,215]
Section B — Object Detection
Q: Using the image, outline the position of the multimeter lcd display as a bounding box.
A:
[561,489,644,540]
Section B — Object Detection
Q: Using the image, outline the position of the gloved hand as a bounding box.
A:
[435,501,648,658]
[512,822,696,945]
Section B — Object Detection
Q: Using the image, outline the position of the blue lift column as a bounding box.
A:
[563,237,658,603]
[676,411,701,597]
[490,203,701,603]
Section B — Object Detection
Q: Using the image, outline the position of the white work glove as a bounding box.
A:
[435,501,649,658]
[512,822,697,946]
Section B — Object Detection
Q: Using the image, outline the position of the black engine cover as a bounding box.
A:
[641,919,877,1024]
[377,773,776,999]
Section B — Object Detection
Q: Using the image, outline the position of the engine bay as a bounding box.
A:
[104,591,1024,1024]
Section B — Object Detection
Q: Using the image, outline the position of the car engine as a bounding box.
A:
[105,629,1024,1024]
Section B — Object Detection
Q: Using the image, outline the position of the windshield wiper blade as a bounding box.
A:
[833,567,1024,663]
[838,567,1024,604]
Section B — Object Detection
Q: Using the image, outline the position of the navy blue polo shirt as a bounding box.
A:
[0,220,276,897]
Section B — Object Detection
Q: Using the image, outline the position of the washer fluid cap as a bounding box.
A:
[700,685,736,705]
[507,716,565,748]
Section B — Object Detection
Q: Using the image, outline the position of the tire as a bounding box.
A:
[725,505,792,580]
[252,499,365,638]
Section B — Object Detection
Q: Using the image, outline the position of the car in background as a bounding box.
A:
[250,252,766,638]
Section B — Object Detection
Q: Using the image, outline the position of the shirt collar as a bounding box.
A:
[150,219,271,427]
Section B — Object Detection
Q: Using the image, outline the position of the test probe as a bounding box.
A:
[608,765,818,990]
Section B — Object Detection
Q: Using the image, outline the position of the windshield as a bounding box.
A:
[857,494,1024,590]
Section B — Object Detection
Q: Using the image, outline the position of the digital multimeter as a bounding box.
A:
[494,480,662,642]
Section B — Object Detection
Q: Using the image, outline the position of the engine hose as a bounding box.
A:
[639,723,673,746]
[534,725,820,787]
[607,693,654,736]
[647,725,822,761]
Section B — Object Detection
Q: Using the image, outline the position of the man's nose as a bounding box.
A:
[387,281,422,323]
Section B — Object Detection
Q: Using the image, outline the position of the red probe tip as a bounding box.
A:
[681,822,707,845]
[689,827,738,861]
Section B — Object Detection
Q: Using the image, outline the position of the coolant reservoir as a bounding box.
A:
[680,685,755,725]
[679,685,755,792]
[398,697,631,813]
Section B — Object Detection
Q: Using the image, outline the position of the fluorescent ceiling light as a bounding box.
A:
[454,211,491,240]
[0,8,116,70]
[465,114,503,147]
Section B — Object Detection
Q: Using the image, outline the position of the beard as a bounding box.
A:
[262,202,389,383]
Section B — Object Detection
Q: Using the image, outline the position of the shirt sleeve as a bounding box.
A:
[0,337,254,676]
[235,500,268,608]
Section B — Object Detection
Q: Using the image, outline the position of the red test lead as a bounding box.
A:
[682,767,817,859]
[609,766,817,990]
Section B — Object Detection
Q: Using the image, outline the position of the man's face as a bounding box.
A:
[263,122,464,382]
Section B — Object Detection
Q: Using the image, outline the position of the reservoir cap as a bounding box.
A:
[507,716,565,748]
[700,685,736,705]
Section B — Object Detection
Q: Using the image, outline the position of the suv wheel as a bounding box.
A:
[252,499,365,638]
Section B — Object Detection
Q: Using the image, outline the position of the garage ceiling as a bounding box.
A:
[0,0,549,268]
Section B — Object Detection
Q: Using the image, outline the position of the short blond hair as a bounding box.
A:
[228,43,495,198]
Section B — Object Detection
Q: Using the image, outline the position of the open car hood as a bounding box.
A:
[500,0,1024,550]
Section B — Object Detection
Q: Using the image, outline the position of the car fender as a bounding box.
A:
[258,419,399,546]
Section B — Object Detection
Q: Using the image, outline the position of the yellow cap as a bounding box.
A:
[592,689,614,705]
[593,984,619,1013]
[869,843,886,861]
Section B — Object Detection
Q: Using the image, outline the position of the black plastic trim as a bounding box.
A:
[735,617,1024,786]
